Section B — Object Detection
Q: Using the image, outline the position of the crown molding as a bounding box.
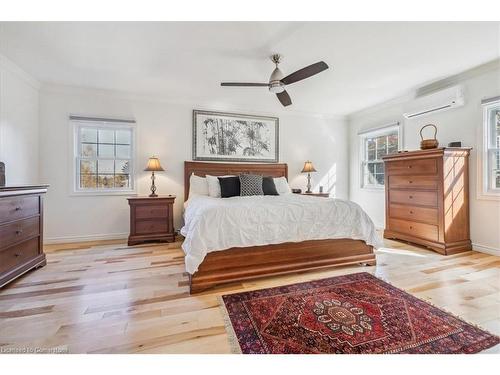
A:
[415,58,500,97]
[40,82,347,122]
[0,53,41,90]
[348,58,500,120]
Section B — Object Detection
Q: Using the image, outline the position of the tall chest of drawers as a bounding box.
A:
[0,185,48,287]
[383,148,471,255]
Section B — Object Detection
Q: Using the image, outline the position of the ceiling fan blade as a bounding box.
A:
[276,90,292,107]
[221,82,269,87]
[281,61,329,85]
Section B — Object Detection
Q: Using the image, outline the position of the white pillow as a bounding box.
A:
[274,176,292,195]
[206,175,233,198]
[189,173,209,197]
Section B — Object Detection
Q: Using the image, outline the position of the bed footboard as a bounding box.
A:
[189,238,375,293]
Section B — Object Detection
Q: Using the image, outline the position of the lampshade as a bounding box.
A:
[301,161,317,173]
[144,156,165,172]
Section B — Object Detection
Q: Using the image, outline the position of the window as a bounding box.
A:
[72,117,136,194]
[359,123,400,188]
[481,98,500,196]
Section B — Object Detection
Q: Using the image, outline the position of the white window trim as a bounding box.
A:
[477,98,500,201]
[359,122,402,190]
[69,117,138,196]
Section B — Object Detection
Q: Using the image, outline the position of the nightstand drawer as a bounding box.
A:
[135,205,169,219]
[135,219,169,235]
[0,216,40,251]
[389,190,438,207]
[388,175,438,190]
[300,193,330,198]
[0,195,39,225]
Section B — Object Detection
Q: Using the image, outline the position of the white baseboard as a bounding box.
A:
[472,243,500,256]
[44,232,128,245]
[43,232,499,257]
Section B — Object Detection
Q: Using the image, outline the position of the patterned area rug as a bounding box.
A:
[219,272,500,354]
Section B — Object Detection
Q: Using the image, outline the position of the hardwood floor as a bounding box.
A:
[0,237,498,354]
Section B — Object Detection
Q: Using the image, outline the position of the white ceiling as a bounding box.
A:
[0,22,498,116]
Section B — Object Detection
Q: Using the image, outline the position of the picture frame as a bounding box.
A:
[193,110,279,163]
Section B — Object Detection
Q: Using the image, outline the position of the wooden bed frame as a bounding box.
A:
[184,161,376,293]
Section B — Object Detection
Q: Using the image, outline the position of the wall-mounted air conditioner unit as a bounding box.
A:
[403,85,465,119]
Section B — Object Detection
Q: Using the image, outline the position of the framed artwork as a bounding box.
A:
[193,110,279,163]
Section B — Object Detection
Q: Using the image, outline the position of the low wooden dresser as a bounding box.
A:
[0,185,48,287]
[127,195,176,246]
[383,148,471,255]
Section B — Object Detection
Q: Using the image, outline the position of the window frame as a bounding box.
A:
[359,123,402,190]
[71,118,137,196]
[479,98,500,199]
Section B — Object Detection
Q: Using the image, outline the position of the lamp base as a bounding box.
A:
[306,173,312,194]
[149,171,158,197]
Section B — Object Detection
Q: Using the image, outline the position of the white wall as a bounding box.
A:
[3,51,497,253]
[39,85,348,243]
[348,65,500,254]
[0,54,40,185]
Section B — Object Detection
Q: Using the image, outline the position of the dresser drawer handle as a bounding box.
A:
[409,195,413,199]
[407,165,413,169]
[15,206,22,211]
[409,210,414,214]
[409,226,413,230]
[409,180,413,184]
[15,230,23,235]
[14,253,20,257]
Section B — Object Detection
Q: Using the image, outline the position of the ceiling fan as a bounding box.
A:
[221,54,329,107]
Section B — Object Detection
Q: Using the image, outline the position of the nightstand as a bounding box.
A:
[127,195,176,246]
[300,192,330,198]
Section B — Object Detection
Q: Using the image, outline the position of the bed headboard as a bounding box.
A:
[184,161,288,201]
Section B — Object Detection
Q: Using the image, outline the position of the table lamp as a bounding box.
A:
[301,161,317,194]
[144,156,164,197]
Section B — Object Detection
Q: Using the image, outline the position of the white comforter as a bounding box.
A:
[180,194,382,274]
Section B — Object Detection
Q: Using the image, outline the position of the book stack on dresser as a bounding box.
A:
[383,148,471,255]
[0,185,48,287]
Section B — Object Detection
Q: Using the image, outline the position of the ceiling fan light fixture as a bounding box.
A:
[269,82,285,93]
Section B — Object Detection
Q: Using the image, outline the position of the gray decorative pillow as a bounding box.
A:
[239,174,264,196]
